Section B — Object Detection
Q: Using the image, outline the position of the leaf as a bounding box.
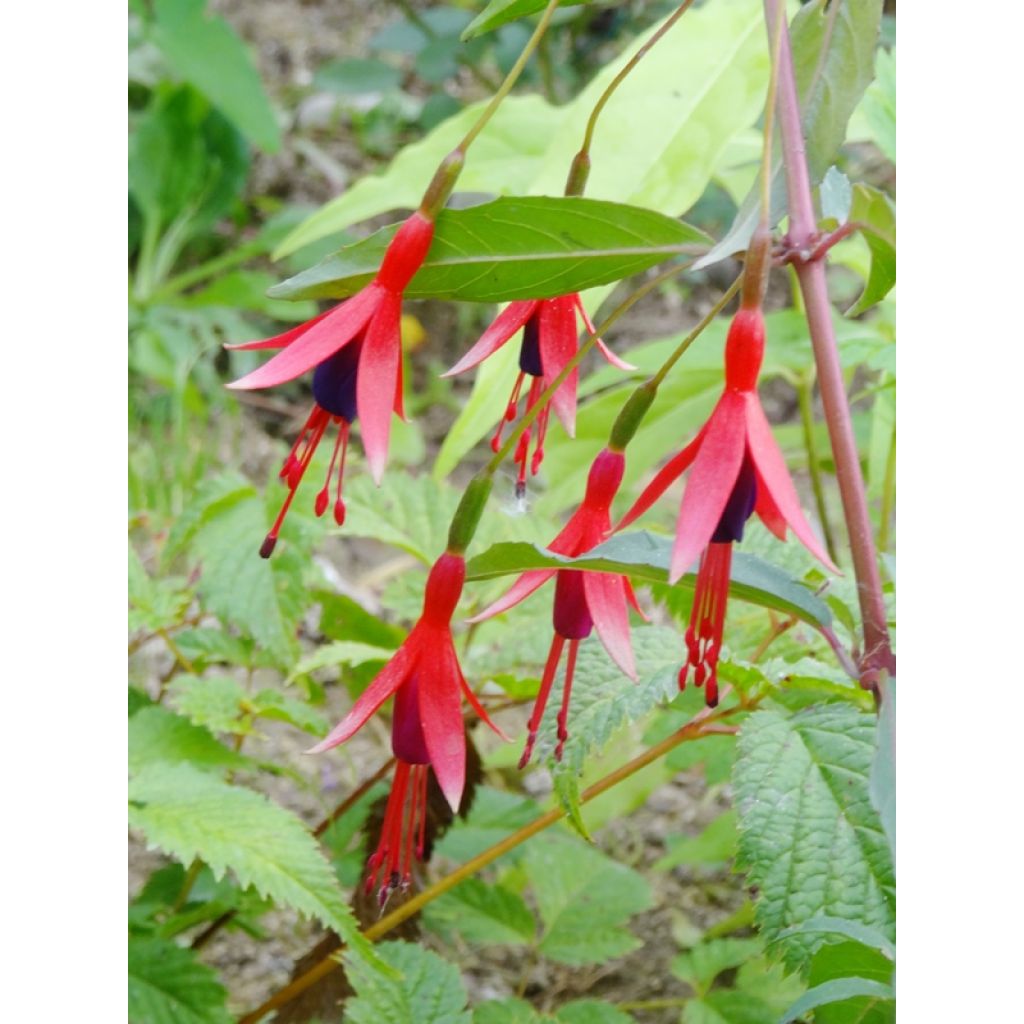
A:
[553,772,590,841]
[672,938,764,997]
[655,810,738,870]
[807,941,895,1024]
[424,877,535,946]
[167,675,248,734]
[288,640,396,682]
[465,532,834,631]
[250,689,330,737]
[780,979,894,1023]
[345,940,471,1024]
[697,0,883,267]
[523,834,652,965]
[129,545,192,633]
[555,1003,636,1024]
[128,763,373,962]
[474,1001,545,1024]
[269,197,707,303]
[848,184,896,315]
[152,0,280,151]
[777,917,895,961]
[314,57,403,95]
[820,166,852,223]
[128,935,231,1024]
[128,706,252,774]
[870,678,895,862]
[850,47,895,162]
[733,705,896,973]
[434,786,540,863]
[462,0,592,40]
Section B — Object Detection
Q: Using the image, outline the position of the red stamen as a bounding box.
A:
[492,372,527,453]
[680,543,732,706]
[315,418,347,519]
[334,422,350,525]
[554,639,580,761]
[519,634,565,768]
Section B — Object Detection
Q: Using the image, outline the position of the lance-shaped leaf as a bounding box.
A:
[464,530,833,631]
[462,0,595,41]
[269,197,708,303]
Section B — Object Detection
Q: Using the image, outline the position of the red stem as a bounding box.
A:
[765,0,894,687]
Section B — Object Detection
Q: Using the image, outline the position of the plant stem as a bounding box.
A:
[796,371,838,562]
[765,0,894,686]
[458,0,562,152]
[237,700,738,1024]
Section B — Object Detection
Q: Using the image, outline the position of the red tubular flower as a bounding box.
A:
[309,552,504,905]
[470,448,642,766]
[225,212,435,557]
[617,307,838,706]
[443,295,633,496]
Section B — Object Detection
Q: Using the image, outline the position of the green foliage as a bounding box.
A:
[425,877,536,946]
[848,184,896,315]
[128,935,232,1024]
[128,763,374,962]
[128,706,253,774]
[346,941,471,1024]
[655,811,739,871]
[733,705,896,973]
[463,0,595,41]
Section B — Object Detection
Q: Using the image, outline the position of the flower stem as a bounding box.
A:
[457,0,562,153]
[796,370,838,563]
[236,699,739,1024]
[765,0,894,685]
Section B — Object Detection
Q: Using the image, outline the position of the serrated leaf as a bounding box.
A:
[555,1003,636,1024]
[128,935,231,1024]
[345,940,471,1024]
[128,706,252,774]
[552,772,590,840]
[435,786,540,863]
[848,184,896,315]
[129,545,192,633]
[167,675,248,735]
[251,688,330,736]
[152,0,280,151]
[288,640,394,682]
[777,917,895,961]
[269,197,707,303]
[128,763,373,962]
[870,678,895,862]
[524,834,652,965]
[655,810,738,870]
[781,978,894,1023]
[672,938,764,997]
[807,941,895,1024]
[425,877,536,946]
[734,705,895,973]
[683,991,777,1024]
[474,1000,544,1024]
[163,472,253,566]
[465,532,833,631]
[172,628,255,669]
[697,0,883,268]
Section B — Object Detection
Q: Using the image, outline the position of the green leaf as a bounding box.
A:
[128,706,252,774]
[128,763,373,962]
[250,688,330,737]
[733,705,896,973]
[167,675,248,735]
[434,786,540,863]
[128,935,231,1024]
[672,938,764,997]
[781,979,894,1023]
[270,197,706,303]
[850,47,895,162]
[820,166,853,223]
[807,941,895,1024]
[776,917,895,961]
[465,532,834,631]
[553,772,590,840]
[425,877,535,946]
[314,57,402,95]
[697,0,883,267]
[129,545,192,633]
[655,810,738,870]
[288,640,395,682]
[474,1000,544,1024]
[524,834,652,965]
[683,991,777,1024]
[870,679,896,861]
[555,1003,636,1024]
[345,940,471,1024]
[848,184,896,315]
[462,0,592,40]
[152,0,280,151]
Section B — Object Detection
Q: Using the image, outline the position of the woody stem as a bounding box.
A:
[765,0,894,687]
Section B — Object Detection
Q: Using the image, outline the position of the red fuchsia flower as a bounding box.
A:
[443,295,633,497]
[470,448,642,767]
[225,212,435,557]
[309,552,505,905]
[617,306,838,707]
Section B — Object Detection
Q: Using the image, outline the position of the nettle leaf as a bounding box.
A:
[128,935,231,1024]
[269,197,707,303]
[523,833,652,965]
[128,706,252,774]
[167,675,249,735]
[733,705,896,973]
[128,763,374,964]
[848,184,896,315]
[152,0,280,151]
[655,810,739,870]
[870,679,896,861]
[806,940,895,1024]
[435,786,540,863]
[698,0,883,267]
[556,1003,636,1024]
[781,978,894,1024]
[672,937,764,997]
[462,0,593,40]
[474,1000,544,1024]
[288,640,394,682]
[345,940,471,1024]
[465,532,833,631]
[129,545,193,633]
[424,877,536,946]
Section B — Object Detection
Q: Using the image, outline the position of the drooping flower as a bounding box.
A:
[225,212,435,557]
[309,552,504,904]
[443,295,633,496]
[617,306,837,706]
[471,448,641,766]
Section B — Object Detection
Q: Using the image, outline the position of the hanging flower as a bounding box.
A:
[617,306,837,706]
[225,212,435,557]
[443,295,633,496]
[310,552,504,905]
[471,448,641,766]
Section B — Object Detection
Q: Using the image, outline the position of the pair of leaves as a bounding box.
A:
[128,935,231,1024]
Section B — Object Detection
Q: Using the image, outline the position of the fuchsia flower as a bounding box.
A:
[444,295,633,495]
[226,212,435,557]
[471,448,641,766]
[310,552,504,904]
[618,306,838,706]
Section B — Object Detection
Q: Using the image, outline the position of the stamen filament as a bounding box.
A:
[519,634,566,768]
